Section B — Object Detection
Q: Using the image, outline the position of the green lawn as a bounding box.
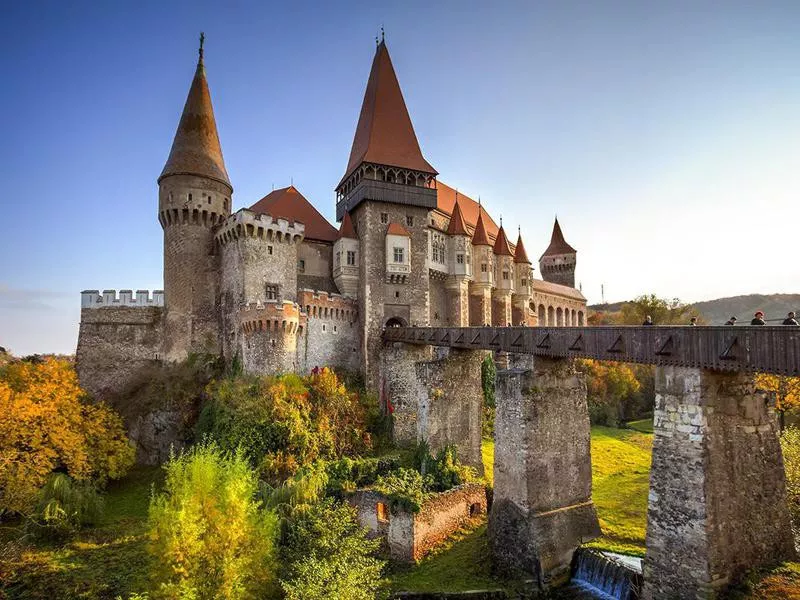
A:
[626,417,654,434]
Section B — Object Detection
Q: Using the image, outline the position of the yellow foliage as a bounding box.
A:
[0,358,135,515]
[756,373,800,413]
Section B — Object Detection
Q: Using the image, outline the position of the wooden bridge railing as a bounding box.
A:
[382,326,800,376]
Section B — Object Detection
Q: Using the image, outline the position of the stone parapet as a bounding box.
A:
[215,208,305,246]
[238,300,306,335]
[298,289,358,322]
[81,289,164,308]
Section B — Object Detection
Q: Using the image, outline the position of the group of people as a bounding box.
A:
[640,311,798,326]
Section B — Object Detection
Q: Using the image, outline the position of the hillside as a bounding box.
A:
[590,294,800,325]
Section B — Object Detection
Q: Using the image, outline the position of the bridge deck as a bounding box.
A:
[382,326,800,376]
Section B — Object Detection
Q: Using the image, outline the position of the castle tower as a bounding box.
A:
[158,36,232,361]
[333,211,360,298]
[512,231,533,325]
[469,211,493,326]
[336,39,438,389]
[445,199,471,326]
[539,218,576,288]
[491,224,514,326]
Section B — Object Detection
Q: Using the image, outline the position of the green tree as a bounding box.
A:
[480,354,496,439]
[620,294,699,325]
[148,443,279,600]
[780,426,800,530]
[580,359,642,426]
[280,499,385,600]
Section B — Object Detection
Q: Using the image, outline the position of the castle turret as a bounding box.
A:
[491,224,514,326]
[158,35,232,361]
[444,199,471,326]
[539,218,576,288]
[333,211,360,298]
[336,39,437,388]
[469,210,493,325]
[512,231,533,325]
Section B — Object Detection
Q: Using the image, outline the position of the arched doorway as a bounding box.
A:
[385,317,407,328]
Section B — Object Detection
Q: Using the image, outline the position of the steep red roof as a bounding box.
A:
[387,222,411,236]
[436,182,499,240]
[250,186,338,242]
[493,225,513,256]
[160,46,230,187]
[338,211,357,239]
[471,212,491,246]
[446,199,469,236]
[514,233,531,264]
[540,218,577,258]
[338,41,436,187]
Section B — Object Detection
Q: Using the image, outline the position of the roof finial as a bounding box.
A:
[381,24,385,43]
[518,225,521,235]
[500,215,503,227]
[199,32,205,63]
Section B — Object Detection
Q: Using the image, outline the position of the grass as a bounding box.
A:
[625,417,654,434]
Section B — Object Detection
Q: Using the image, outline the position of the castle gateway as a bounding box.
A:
[76,38,585,397]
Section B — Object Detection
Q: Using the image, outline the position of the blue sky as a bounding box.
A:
[1,0,799,355]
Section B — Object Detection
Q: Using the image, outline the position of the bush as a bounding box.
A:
[481,355,496,439]
[148,443,279,599]
[781,426,800,531]
[0,358,134,516]
[30,473,104,538]
[280,499,385,600]
[373,468,432,513]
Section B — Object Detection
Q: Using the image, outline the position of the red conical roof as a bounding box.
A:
[338,211,357,239]
[250,185,338,242]
[472,211,491,246]
[493,225,513,256]
[338,41,436,188]
[540,218,576,258]
[446,199,469,236]
[160,45,230,188]
[514,233,531,264]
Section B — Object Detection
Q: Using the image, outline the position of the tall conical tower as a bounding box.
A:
[157,35,232,361]
[539,218,576,288]
[336,38,437,389]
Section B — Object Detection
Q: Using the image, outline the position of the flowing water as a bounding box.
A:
[552,550,643,600]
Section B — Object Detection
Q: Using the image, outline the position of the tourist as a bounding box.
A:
[689,317,697,326]
[642,315,653,326]
[725,316,737,325]
[783,311,799,326]
[751,311,766,326]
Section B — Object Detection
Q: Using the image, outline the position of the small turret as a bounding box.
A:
[512,231,533,325]
[539,218,577,289]
[334,212,360,298]
[493,224,514,292]
[471,211,493,288]
[447,199,471,278]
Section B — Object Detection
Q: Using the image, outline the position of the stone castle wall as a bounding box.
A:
[297,290,360,373]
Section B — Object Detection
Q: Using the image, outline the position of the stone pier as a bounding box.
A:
[490,355,600,588]
[643,366,796,599]
[381,342,485,473]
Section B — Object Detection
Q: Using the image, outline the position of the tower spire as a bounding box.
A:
[199,31,205,63]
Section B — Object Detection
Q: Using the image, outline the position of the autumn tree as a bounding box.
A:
[580,359,642,426]
[0,358,134,516]
[620,294,700,325]
[756,373,800,431]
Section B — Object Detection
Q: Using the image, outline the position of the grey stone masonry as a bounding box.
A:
[381,343,484,473]
[643,366,796,599]
[490,355,600,589]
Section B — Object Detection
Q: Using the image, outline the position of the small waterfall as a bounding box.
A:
[566,549,642,600]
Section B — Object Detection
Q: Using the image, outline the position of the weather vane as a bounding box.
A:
[199,32,205,60]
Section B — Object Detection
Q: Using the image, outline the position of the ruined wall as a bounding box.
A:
[490,355,600,588]
[76,291,164,401]
[297,290,360,373]
[643,366,796,599]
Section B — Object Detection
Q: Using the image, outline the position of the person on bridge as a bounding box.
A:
[751,311,766,326]
[783,312,799,326]
[725,316,738,325]
[643,315,653,326]
[689,317,698,326]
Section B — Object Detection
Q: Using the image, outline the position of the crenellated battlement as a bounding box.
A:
[216,208,305,246]
[298,289,358,322]
[81,289,164,308]
[238,299,306,335]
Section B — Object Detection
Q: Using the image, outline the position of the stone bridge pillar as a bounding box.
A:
[380,342,485,473]
[490,355,600,588]
[643,366,796,599]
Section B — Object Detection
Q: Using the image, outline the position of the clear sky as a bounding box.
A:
[1,0,798,355]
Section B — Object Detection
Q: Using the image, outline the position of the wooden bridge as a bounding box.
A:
[382,325,800,376]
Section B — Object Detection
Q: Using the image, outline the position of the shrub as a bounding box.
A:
[280,499,385,600]
[30,473,104,538]
[373,468,433,513]
[147,443,279,599]
[781,426,800,531]
[481,355,496,439]
[0,358,134,516]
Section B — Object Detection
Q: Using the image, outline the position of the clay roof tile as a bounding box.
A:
[514,233,531,264]
[471,211,492,246]
[249,185,338,242]
[446,199,469,236]
[387,222,411,236]
[540,218,577,258]
[338,211,357,239]
[493,225,513,256]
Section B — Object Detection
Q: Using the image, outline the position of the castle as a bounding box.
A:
[76,37,586,398]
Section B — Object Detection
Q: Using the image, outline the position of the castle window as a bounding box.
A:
[522,278,527,286]
[298,259,305,272]
[406,215,414,227]
[380,213,388,224]
[395,291,400,298]
[268,246,273,255]
[393,247,404,263]
[481,263,488,273]
[323,324,326,331]
[265,284,279,300]
[333,325,338,333]
[456,253,464,264]
[188,193,192,201]
[207,197,211,204]
[503,271,509,280]
[347,250,356,266]
[376,502,389,523]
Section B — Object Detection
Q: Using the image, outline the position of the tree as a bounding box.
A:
[0,358,134,516]
[580,359,642,426]
[780,426,800,531]
[148,443,279,599]
[620,294,699,325]
[756,374,800,431]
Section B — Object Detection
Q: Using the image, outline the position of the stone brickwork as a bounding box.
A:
[490,355,600,588]
[238,301,305,375]
[76,304,164,401]
[350,483,487,562]
[297,289,360,373]
[643,366,796,599]
[428,279,447,327]
[381,343,484,472]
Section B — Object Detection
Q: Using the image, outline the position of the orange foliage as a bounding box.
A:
[0,358,134,515]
